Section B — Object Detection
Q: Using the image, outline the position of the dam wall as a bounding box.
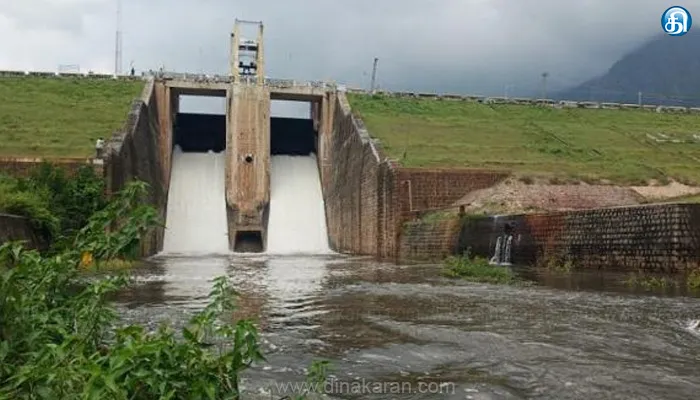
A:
[103,79,170,257]
[399,203,700,272]
[323,92,508,258]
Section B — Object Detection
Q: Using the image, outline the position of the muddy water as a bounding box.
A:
[115,255,700,400]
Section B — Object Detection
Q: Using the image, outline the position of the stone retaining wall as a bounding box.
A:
[397,203,700,272]
[399,218,462,261]
[0,213,45,250]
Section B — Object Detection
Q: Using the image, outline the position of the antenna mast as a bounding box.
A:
[114,0,123,75]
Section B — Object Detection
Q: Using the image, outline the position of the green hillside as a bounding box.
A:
[0,77,144,158]
[348,93,700,185]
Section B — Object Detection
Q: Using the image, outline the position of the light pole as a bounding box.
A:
[114,0,122,76]
[370,57,379,93]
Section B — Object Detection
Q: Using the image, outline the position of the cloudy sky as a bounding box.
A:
[0,0,696,99]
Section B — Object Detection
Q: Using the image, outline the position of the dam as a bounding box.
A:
[99,19,700,273]
[105,20,337,255]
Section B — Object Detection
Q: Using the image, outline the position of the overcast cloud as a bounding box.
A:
[0,0,697,98]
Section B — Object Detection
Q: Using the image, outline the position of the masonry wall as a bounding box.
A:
[399,217,462,261]
[452,203,700,273]
[103,78,168,257]
[0,213,45,250]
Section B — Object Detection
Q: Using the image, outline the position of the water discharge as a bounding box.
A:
[266,155,331,255]
[118,257,700,400]
[161,146,229,255]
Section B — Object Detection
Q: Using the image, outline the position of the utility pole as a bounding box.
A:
[541,72,549,103]
[114,0,122,76]
[638,91,642,106]
[370,57,379,93]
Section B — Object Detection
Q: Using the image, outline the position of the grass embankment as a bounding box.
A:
[0,76,144,157]
[348,93,700,185]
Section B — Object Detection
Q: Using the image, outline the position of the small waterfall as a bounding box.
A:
[490,236,503,265]
[489,217,514,266]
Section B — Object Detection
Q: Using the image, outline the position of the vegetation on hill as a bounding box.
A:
[0,77,144,157]
[348,93,700,185]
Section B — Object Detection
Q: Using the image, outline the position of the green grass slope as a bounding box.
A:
[348,93,700,185]
[0,77,144,158]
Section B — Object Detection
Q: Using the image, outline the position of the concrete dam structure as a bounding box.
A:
[98,19,700,271]
[104,20,336,255]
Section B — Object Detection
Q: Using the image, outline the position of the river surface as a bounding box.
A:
[115,254,700,400]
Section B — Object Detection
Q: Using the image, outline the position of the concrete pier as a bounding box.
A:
[226,84,271,251]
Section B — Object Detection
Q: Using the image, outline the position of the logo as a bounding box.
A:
[662,6,692,36]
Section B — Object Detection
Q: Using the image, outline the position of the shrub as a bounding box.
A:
[0,181,264,399]
[0,163,106,246]
[444,255,518,284]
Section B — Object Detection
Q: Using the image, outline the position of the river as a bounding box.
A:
[115,254,700,400]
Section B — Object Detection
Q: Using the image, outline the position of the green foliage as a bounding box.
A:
[540,253,575,273]
[0,187,59,239]
[0,163,106,246]
[624,273,677,290]
[0,76,144,157]
[347,93,700,185]
[444,253,518,284]
[0,181,265,399]
[293,360,333,400]
[73,180,157,261]
[687,269,700,290]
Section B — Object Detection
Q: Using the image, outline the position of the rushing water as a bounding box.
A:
[267,155,332,255]
[161,146,229,255]
[116,255,700,400]
[138,150,699,398]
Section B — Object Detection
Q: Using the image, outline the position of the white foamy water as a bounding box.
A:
[266,155,331,255]
[161,146,230,255]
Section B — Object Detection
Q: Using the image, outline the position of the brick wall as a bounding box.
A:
[399,217,462,261]
[324,92,508,259]
[394,168,508,218]
[456,203,700,273]
[0,213,45,250]
[0,158,103,178]
[103,78,168,257]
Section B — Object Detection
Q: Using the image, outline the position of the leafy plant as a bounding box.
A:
[0,180,264,399]
[443,254,518,284]
[0,163,106,247]
[688,269,700,290]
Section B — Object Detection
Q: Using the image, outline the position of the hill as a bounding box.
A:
[348,93,700,185]
[557,31,700,106]
[0,76,144,158]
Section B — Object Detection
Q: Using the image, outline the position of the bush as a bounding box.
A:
[444,255,518,284]
[0,163,106,247]
[0,181,265,399]
[0,177,59,240]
